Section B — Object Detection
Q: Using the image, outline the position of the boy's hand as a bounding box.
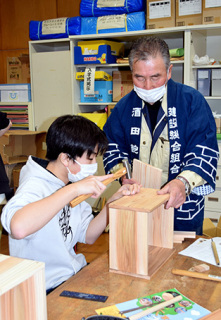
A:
[107,183,141,204]
[74,174,113,198]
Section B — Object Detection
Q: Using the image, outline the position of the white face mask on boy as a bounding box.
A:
[134,83,166,104]
[67,160,98,183]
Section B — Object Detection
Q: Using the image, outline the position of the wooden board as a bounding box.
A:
[132,159,162,188]
[0,254,47,320]
[109,188,169,213]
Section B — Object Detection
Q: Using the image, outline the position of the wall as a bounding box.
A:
[0,0,81,84]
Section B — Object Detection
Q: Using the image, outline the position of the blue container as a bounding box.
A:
[80,81,113,103]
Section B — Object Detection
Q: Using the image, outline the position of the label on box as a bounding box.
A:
[205,0,221,8]
[179,0,202,16]
[212,69,221,79]
[42,18,67,35]
[97,14,125,31]
[149,1,171,19]
[84,67,95,96]
[97,0,124,7]
[198,70,209,79]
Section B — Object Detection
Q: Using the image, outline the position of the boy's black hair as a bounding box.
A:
[46,115,108,161]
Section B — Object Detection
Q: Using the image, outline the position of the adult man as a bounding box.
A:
[103,36,219,234]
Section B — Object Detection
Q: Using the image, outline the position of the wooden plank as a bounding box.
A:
[132,159,162,188]
[0,254,47,320]
[109,188,169,213]
[69,167,126,208]
[109,208,149,276]
[148,206,174,248]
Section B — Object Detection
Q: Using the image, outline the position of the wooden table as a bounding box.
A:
[47,238,221,320]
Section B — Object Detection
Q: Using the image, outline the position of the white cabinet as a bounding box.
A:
[29,39,73,131]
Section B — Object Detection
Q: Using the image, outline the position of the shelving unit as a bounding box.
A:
[28,24,221,130]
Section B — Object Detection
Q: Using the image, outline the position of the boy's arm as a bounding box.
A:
[10,175,110,239]
[85,184,141,244]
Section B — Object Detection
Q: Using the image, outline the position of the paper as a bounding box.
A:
[179,237,221,267]
[96,288,210,319]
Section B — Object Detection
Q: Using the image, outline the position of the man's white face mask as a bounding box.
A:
[67,160,98,183]
[134,83,166,104]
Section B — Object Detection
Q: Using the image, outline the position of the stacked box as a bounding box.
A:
[146,0,175,29]
[176,0,202,26]
[113,71,133,102]
[197,69,211,96]
[7,55,30,84]
[203,0,221,24]
[211,69,221,96]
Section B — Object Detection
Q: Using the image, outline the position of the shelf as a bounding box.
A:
[205,96,221,100]
[192,65,221,69]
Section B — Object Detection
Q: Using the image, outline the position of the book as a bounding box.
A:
[96,288,210,319]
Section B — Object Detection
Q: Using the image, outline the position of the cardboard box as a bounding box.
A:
[203,0,221,24]
[78,112,107,130]
[0,84,31,102]
[176,0,202,26]
[113,71,133,102]
[7,54,30,84]
[0,130,46,165]
[80,80,113,103]
[146,0,175,29]
[203,217,221,237]
[197,68,211,96]
[211,69,221,96]
[107,105,115,117]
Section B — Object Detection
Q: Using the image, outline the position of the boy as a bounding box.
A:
[1,115,140,292]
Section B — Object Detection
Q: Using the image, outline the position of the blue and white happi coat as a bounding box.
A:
[103,79,219,233]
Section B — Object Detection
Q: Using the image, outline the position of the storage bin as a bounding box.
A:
[77,40,124,57]
[74,45,116,64]
[80,80,113,103]
[0,84,31,102]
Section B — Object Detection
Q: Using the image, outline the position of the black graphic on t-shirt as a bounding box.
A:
[59,206,73,241]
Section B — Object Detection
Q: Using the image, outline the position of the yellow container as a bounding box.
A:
[78,112,107,130]
[77,40,124,57]
[76,71,112,81]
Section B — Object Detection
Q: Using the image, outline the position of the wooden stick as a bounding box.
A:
[69,167,127,208]
[172,269,221,282]
[211,239,220,265]
[129,295,182,320]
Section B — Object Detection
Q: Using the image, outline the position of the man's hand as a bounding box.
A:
[157,179,186,209]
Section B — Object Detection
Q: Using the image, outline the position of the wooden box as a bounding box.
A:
[0,254,47,320]
[109,159,175,279]
[109,188,175,279]
[0,130,46,164]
